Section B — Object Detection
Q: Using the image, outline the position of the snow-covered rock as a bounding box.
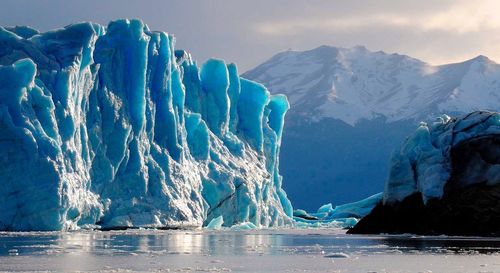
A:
[0,19,292,231]
[244,45,500,209]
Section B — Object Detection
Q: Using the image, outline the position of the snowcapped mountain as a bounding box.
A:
[245,45,500,125]
[243,45,500,210]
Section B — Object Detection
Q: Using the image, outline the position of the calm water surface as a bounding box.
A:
[1,229,499,272]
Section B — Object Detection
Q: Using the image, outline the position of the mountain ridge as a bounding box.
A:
[243,45,500,210]
[243,45,500,126]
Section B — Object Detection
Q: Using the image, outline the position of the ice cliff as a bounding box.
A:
[384,111,500,204]
[0,19,292,231]
[350,111,500,235]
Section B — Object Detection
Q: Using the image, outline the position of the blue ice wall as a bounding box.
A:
[237,79,270,152]
[384,111,500,204]
[0,19,292,231]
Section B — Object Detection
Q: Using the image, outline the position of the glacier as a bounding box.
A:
[350,111,500,235]
[383,111,500,204]
[0,19,293,231]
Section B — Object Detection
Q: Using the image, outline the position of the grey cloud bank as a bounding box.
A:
[0,0,498,71]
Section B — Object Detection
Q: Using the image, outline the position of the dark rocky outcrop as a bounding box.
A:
[349,131,500,236]
[348,184,500,236]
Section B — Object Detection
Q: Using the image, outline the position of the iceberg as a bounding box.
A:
[0,19,293,231]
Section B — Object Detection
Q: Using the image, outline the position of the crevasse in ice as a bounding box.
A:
[383,111,500,204]
[0,19,292,231]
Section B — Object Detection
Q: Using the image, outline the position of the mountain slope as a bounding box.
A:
[243,45,500,210]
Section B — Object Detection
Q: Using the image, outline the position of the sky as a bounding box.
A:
[1,0,500,72]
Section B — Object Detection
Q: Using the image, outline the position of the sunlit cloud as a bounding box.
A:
[255,16,413,36]
[1,0,500,70]
[422,0,500,33]
[255,0,500,36]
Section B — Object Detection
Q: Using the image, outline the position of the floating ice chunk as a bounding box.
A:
[206,216,224,230]
[324,252,350,258]
[293,209,308,218]
[329,192,382,219]
[230,222,257,230]
[333,217,358,228]
[293,209,318,220]
[317,203,333,214]
[292,192,381,229]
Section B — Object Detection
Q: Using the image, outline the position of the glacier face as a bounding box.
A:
[0,19,292,231]
[243,45,500,210]
[349,111,500,236]
[383,111,500,204]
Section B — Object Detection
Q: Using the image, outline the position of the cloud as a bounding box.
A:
[247,0,500,69]
[422,0,500,33]
[255,16,413,36]
[254,0,500,36]
[0,0,499,71]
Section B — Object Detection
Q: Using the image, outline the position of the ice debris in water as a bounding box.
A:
[0,19,293,231]
[292,193,382,228]
[230,222,258,230]
[317,203,333,214]
[324,252,350,259]
[206,216,224,230]
[328,192,382,219]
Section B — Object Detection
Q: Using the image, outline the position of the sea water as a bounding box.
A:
[1,229,499,272]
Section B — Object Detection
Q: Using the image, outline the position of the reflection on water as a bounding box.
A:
[382,235,500,254]
[1,230,500,257]
[2,230,500,273]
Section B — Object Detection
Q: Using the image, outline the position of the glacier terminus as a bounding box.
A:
[0,19,293,231]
